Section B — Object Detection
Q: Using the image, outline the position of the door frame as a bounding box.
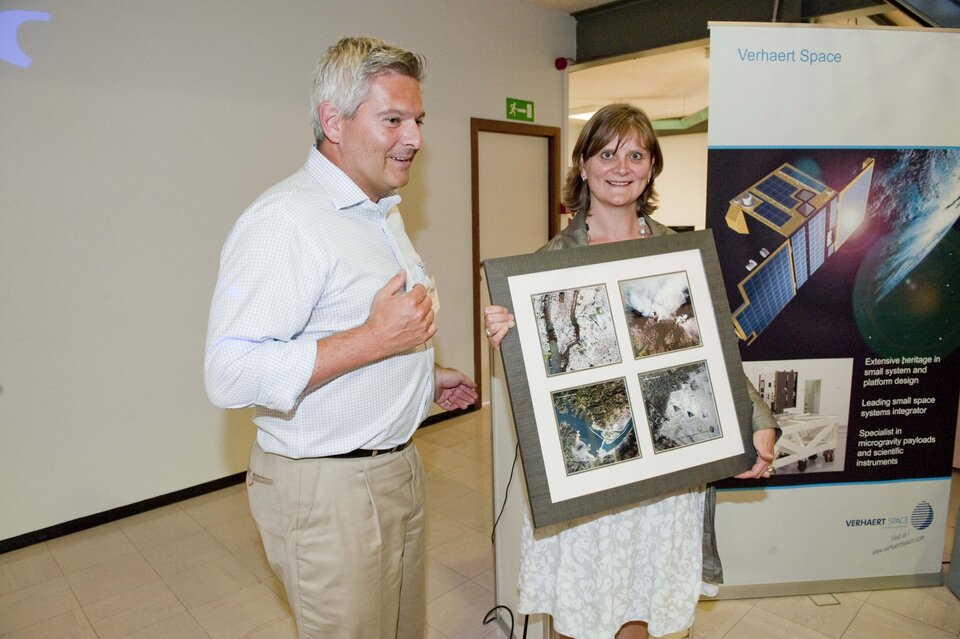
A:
[470,118,562,405]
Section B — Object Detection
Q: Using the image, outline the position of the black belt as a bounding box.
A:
[325,440,411,459]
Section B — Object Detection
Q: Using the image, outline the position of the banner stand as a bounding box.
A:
[706,22,958,596]
[718,574,942,600]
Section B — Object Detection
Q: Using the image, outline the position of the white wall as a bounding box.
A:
[656,132,708,228]
[0,0,575,541]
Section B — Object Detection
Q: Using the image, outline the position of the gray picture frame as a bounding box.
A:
[484,230,755,529]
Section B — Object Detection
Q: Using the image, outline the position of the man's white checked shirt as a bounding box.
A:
[204,148,434,458]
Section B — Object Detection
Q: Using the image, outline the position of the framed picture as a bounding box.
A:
[483,230,755,529]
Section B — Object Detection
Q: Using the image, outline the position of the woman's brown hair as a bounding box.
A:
[562,103,663,218]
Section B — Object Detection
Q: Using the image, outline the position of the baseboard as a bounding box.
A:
[714,571,944,599]
[1,406,481,555]
[0,472,245,555]
[421,403,479,427]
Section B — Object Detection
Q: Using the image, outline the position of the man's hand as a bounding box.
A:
[366,270,437,357]
[306,271,440,391]
[735,428,777,479]
[434,366,478,411]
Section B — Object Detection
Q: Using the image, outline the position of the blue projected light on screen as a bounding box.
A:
[0,10,50,68]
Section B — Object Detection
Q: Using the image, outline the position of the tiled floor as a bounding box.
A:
[2,407,959,638]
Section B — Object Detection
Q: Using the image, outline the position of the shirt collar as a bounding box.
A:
[304,146,401,215]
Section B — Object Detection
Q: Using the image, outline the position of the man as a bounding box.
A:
[204,37,477,639]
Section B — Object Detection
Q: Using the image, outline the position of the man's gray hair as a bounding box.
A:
[310,37,425,143]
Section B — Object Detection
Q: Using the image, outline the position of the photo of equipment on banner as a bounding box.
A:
[484,230,755,529]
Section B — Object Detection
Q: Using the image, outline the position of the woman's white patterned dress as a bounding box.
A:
[517,487,711,639]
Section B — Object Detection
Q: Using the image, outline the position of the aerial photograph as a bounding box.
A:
[638,361,722,452]
[618,271,701,359]
[551,378,640,475]
[532,284,621,376]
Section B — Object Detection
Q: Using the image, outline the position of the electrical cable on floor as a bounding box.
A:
[484,442,523,636]
[483,605,513,637]
[491,442,521,544]
[482,606,530,639]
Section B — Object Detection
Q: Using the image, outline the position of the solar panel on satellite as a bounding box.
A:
[791,227,808,288]
[756,175,799,209]
[782,165,826,191]
[808,210,827,274]
[735,248,796,339]
[754,201,792,227]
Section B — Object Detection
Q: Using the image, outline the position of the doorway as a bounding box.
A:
[471,117,561,639]
[470,118,561,404]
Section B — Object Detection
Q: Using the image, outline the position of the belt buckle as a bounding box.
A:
[371,442,406,457]
[371,444,396,457]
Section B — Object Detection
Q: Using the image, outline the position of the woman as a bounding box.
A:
[484,104,776,639]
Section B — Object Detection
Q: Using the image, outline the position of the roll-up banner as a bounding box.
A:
[706,23,960,596]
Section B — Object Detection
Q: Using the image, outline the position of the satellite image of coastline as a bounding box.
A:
[552,378,639,475]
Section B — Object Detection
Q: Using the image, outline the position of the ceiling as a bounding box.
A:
[525,0,922,127]
[568,44,710,124]
[527,0,610,13]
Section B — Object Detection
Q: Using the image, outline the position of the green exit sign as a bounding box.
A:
[506,97,535,122]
